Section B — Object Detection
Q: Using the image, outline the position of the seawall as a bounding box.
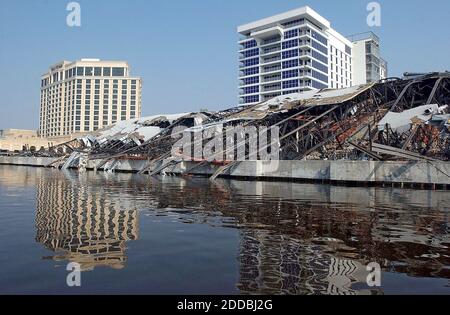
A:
[1,156,449,189]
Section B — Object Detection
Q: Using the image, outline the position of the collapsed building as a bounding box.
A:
[42,72,450,178]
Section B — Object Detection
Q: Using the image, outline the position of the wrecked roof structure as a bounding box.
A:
[42,72,450,176]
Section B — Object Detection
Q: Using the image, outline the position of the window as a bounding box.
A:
[345,45,352,55]
[94,67,102,76]
[312,60,328,74]
[312,79,328,89]
[243,67,259,76]
[76,67,84,76]
[284,29,298,39]
[244,95,259,104]
[282,59,298,69]
[282,80,299,89]
[282,49,298,59]
[85,67,93,76]
[282,39,298,49]
[242,40,257,50]
[282,18,304,28]
[243,86,259,94]
[242,48,259,58]
[312,70,328,83]
[242,58,259,67]
[312,41,328,55]
[312,50,328,64]
[282,69,298,79]
[243,76,259,85]
[112,67,125,76]
[103,67,111,76]
[311,31,328,46]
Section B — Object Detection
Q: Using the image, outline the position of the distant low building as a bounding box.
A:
[0,128,82,152]
[39,59,142,138]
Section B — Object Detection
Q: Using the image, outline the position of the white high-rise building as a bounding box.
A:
[238,6,387,105]
[39,59,142,137]
[349,32,388,85]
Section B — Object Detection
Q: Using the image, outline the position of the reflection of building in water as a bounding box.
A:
[238,230,373,295]
[35,174,139,271]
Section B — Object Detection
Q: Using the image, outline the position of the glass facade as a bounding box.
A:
[238,10,361,104]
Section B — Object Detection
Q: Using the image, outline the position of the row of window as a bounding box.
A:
[42,75,137,88]
[311,70,328,83]
[282,59,299,69]
[284,29,298,39]
[282,69,299,79]
[311,40,328,55]
[282,18,305,28]
[243,76,259,85]
[242,48,259,58]
[311,80,328,89]
[242,67,259,76]
[242,58,259,67]
[282,79,299,89]
[282,39,298,49]
[241,40,257,50]
[244,95,259,104]
[243,86,259,94]
[312,60,328,74]
[312,50,328,65]
[311,30,328,46]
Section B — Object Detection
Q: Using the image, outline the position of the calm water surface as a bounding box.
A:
[0,165,449,295]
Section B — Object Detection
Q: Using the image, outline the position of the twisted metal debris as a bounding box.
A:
[42,72,450,176]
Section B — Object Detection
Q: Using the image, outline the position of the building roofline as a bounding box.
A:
[237,6,331,34]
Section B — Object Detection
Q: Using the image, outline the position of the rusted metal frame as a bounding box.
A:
[183,105,322,175]
[426,77,444,105]
[401,125,420,150]
[390,77,422,112]
[371,142,438,162]
[347,141,383,160]
[296,98,380,160]
[205,105,340,179]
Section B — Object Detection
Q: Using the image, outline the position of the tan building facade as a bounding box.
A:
[0,129,45,152]
[0,129,87,152]
[40,59,142,137]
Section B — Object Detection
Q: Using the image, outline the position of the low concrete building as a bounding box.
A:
[0,128,84,152]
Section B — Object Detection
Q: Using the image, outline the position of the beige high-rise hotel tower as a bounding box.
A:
[39,59,142,137]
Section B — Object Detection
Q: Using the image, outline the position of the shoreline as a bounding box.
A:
[1,156,449,190]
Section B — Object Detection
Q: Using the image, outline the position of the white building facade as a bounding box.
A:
[40,59,142,137]
[349,32,388,86]
[238,6,387,105]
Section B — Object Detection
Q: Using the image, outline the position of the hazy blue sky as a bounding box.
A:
[0,0,449,130]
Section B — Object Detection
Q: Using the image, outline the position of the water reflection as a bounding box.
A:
[35,171,139,271]
[0,165,448,294]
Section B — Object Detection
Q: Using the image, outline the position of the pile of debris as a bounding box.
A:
[42,72,450,176]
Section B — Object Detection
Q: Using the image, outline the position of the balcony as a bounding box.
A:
[262,84,281,92]
[262,66,281,74]
[261,55,281,64]
[262,75,281,83]
[239,52,259,60]
[239,62,259,69]
[299,40,312,48]
[251,26,283,41]
[261,45,281,55]
[261,37,281,46]
[299,51,312,59]
[262,92,281,100]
